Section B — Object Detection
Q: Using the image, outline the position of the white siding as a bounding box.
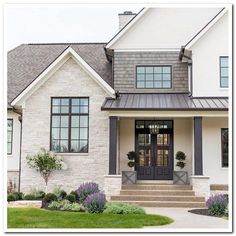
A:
[111,8,221,50]
[191,12,229,97]
[202,117,228,184]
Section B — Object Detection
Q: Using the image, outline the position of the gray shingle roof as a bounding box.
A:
[101,93,228,111]
[7,43,112,108]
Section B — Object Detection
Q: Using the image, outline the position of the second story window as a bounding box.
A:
[51,97,89,153]
[7,119,13,155]
[220,56,229,88]
[136,66,172,89]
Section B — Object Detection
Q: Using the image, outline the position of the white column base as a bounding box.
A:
[190,175,210,199]
[103,175,122,200]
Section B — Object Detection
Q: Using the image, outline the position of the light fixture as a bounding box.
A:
[149,122,160,134]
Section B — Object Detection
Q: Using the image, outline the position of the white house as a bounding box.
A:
[7,6,231,207]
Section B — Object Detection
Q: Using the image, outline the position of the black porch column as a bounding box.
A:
[194,117,203,175]
[109,116,118,175]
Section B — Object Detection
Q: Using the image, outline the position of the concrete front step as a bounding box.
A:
[120,190,195,196]
[111,195,205,202]
[122,184,192,190]
[111,200,206,208]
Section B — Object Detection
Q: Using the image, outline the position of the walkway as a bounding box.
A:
[144,207,229,230]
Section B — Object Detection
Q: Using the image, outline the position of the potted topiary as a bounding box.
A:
[122,151,137,185]
[173,151,188,185]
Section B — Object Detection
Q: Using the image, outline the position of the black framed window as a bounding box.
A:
[7,119,13,155]
[51,97,89,153]
[220,56,229,88]
[136,66,172,89]
[221,128,228,167]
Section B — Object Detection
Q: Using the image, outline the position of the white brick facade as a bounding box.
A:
[20,58,110,193]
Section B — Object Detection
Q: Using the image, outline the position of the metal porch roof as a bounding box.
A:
[101,93,228,111]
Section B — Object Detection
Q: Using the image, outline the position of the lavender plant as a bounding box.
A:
[76,182,100,203]
[83,192,106,213]
[206,194,228,216]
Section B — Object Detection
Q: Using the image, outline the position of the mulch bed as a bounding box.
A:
[188,209,222,218]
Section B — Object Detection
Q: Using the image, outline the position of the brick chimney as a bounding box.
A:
[118,11,136,30]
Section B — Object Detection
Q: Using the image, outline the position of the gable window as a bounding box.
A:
[7,119,13,155]
[136,66,172,89]
[220,56,229,88]
[51,97,89,153]
[221,128,228,168]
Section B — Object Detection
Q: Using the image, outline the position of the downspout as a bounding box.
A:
[179,46,193,96]
[12,107,22,192]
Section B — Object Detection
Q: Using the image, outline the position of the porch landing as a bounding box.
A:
[110,183,206,208]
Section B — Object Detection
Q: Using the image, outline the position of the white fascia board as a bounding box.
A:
[115,49,180,52]
[105,8,149,49]
[11,47,115,107]
[108,110,228,118]
[185,8,228,49]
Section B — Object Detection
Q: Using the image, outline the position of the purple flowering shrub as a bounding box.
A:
[206,194,228,216]
[83,192,106,213]
[76,182,100,203]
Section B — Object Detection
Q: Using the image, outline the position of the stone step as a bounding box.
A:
[111,200,206,208]
[120,190,194,196]
[111,195,205,202]
[122,184,192,190]
[120,190,195,196]
[136,180,174,185]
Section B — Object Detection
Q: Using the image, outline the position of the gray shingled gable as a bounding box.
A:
[7,43,112,108]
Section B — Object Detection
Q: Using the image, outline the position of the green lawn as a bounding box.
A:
[8,208,173,228]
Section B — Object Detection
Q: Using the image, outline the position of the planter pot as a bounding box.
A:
[173,171,188,185]
[122,171,137,185]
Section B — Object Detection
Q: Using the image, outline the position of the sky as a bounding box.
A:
[5,5,142,51]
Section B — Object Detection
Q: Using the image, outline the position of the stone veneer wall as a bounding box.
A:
[113,51,188,93]
[7,171,19,192]
[20,58,110,193]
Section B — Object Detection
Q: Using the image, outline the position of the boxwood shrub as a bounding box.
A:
[65,194,76,203]
[24,194,35,200]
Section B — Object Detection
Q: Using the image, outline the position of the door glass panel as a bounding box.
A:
[157,134,163,145]
[145,134,151,145]
[157,150,163,166]
[145,149,151,166]
[164,150,168,166]
[138,149,145,166]
[138,134,145,145]
[163,134,168,145]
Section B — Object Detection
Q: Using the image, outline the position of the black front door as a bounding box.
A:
[135,120,173,180]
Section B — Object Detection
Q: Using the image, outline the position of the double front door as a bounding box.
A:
[135,120,173,180]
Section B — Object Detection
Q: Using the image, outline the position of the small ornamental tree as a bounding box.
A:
[127,151,137,168]
[175,151,186,169]
[26,148,63,192]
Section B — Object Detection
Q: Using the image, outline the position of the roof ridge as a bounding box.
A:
[27,42,107,45]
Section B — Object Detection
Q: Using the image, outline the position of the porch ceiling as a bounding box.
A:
[101,93,228,111]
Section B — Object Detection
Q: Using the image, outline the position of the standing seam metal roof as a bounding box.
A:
[101,93,228,110]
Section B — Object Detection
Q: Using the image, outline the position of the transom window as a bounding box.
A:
[51,97,89,153]
[221,128,228,168]
[7,119,13,155]
[136,66,172,89]
[220,56,229,88]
